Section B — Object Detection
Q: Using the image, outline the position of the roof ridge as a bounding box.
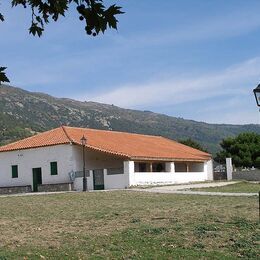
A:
[61,126,74,143]
[64,126,162,138]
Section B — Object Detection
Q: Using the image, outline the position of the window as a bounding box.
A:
[50,162,58,175]
[135,162,145,172]
[12,165,18,178]
[154,163,164,172]
[107,168,124,175]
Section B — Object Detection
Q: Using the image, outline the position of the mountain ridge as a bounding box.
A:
[0,84,259,154]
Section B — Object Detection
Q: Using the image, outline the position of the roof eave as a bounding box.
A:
[129,156,211,162]
[73,143,130,159]
[0,142,71,153]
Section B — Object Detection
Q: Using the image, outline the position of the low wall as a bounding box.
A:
[104,171,127,189]
[38,183,73,192]
[130,171,208,186]
[0,185,32,194]
[73,173,94,191]
[73,169,127,191]
[232,170,260,181]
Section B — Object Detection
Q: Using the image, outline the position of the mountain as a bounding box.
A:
[0,84,259,154]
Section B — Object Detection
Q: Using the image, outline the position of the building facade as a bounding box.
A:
[0,126,213,193]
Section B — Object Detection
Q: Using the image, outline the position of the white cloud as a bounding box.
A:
[88,57,260,109]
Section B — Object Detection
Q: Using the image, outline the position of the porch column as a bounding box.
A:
[149,163,153,172]
[166,162,175,173]
[124,161,135,187]
[89,170,94,190]
[226,158,233,181]
[103,169,108,190]
[206,160,213,180]
[186,163,190,172]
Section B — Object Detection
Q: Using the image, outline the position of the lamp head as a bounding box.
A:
[253,84,260,107]
[80,135,87,146]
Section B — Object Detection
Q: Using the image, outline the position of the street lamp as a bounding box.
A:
[80,135,87,191]
[253,84,260,107]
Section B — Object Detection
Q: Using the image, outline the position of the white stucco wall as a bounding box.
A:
[104,169,128,189]
[123,161,135,187]
[71,146,127,191]
[71,146,124,171]
[73,170,94,191]
[0,144,127,191]
[129,171,208,185]
[73,169,127,191]
[0,144,74,188]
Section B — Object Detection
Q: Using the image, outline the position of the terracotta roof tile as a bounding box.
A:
[0,126,211,161]
[0,127,70,152]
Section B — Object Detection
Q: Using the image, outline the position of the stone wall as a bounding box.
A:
[38,183,73,192]
[232,170,260,181]
[0,185,32,194]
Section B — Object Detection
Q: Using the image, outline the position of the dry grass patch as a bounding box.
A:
[0,191,259,259]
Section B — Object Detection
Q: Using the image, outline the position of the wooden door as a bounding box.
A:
[32,168,42,192]
[93,169,104,190]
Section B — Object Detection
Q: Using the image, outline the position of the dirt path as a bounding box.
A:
[132,181,258,196]
[0,181,258,198]
[143,181,239,191]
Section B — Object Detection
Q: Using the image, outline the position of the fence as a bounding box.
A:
[232,169,260,181]
[213,161,227,180]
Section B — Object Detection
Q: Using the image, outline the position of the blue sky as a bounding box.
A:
[1,0,260,124]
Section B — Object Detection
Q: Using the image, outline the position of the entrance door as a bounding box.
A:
[93,169,104,190]
[32,168,42,192]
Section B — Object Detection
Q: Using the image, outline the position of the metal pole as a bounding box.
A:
[82,144,87,191]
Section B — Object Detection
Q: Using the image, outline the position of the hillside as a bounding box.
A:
[0,84,259,154]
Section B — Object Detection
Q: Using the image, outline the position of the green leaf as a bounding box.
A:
[0,13,4,22]
[0,67,10,84]
[11,1,124,37]
[29,23,44,37]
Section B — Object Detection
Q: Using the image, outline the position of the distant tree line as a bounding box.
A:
[180,133,260,169]
[214,132,260,168]
[179,138,208,153]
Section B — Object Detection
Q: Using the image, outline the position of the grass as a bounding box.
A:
[0,191,259,259]
[191,181,260,193]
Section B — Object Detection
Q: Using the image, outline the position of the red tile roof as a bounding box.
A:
[0,126,211,161]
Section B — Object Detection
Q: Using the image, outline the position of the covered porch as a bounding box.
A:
[124,160,213,186]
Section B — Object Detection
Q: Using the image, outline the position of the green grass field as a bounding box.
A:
[191,181,260,193]
[0,191,259,259]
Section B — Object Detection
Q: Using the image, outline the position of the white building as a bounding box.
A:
[0,126,213,193]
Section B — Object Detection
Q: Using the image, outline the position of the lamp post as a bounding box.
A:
[81,135,87,191]
[253,85,260,221]
[253,84,260,107]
